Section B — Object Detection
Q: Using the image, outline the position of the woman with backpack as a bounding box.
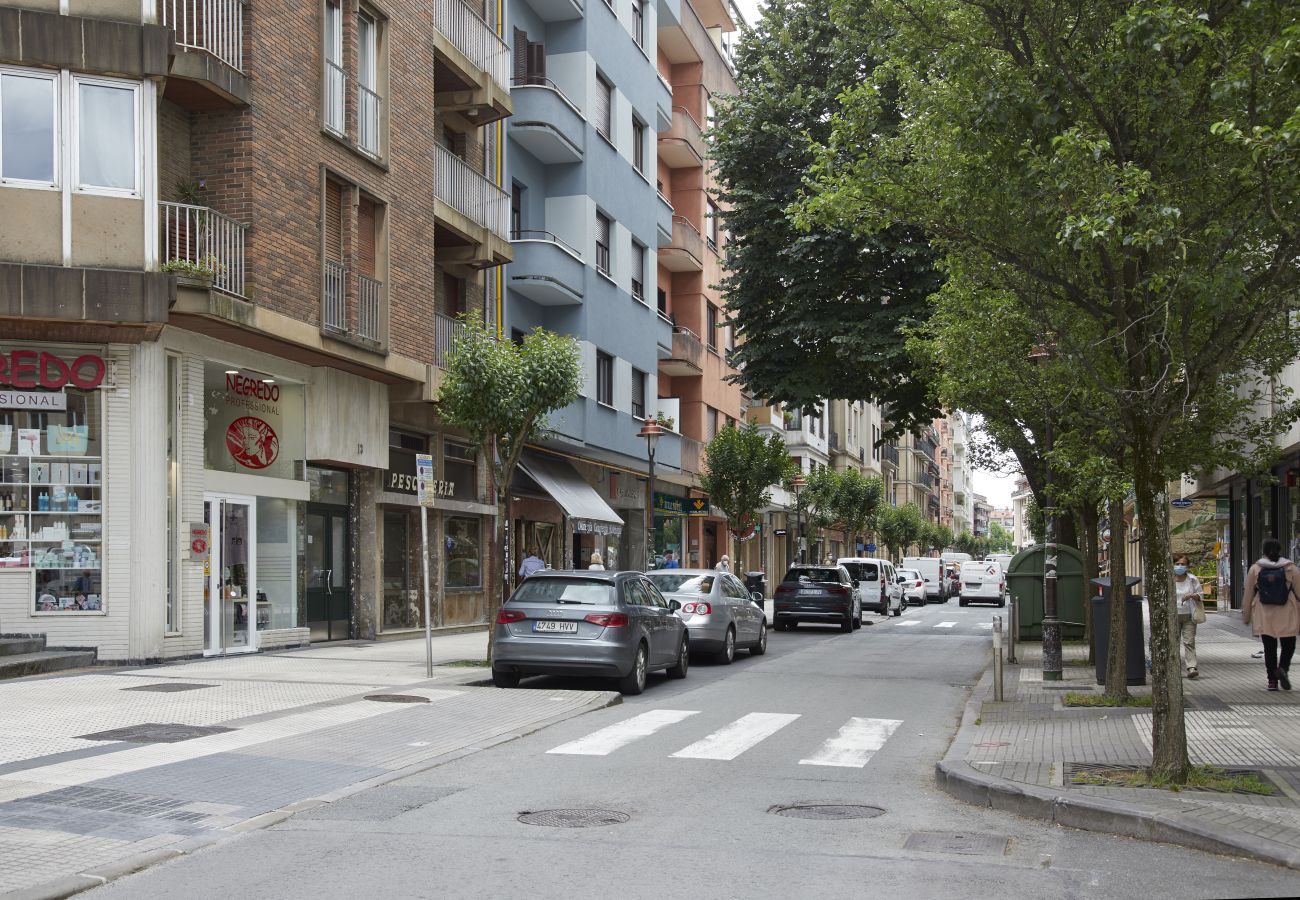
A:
[1243,537,1300,691]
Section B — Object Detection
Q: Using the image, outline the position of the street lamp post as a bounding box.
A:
[791,472,807,564]
[1029,343,1062,681]
[639,420,664,569]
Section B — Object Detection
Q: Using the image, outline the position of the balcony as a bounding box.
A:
[433,0,512,125]
[160,201,246,297]
[657,397,681,433]
[159,0,250,107]
[882,442,900,467]
[660,326,704,376]
[522,0,584,22]
[660,106,705,168]
[656,189,674,247]
[358,82,383,159]
[509,231,584,305]
[661,216,704,271]
[435,314,466,368]
[321,260,385,346]
[510,78,585,164]
[680,436,704,475]
[434,144,512,266]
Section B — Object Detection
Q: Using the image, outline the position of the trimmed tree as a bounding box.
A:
[437,320,582,662]
[698,423,795,548]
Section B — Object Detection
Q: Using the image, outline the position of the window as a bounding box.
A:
[0,69,57,185]
[357,10,381,157]
[596,351,614,406]
[706,94,716,128]
[441,270,465,317]
[324,0,345,135]
[632,0,645,48]
[446,516,482,588]
[706,198,720,253]
[595,74,613,141]
[657,288,668,317]
[595,212,611,276]
[357,195,378,277]
[444,440,477,503]
[632,118,645,174]
[76,79,137,193]
[706,304,718,350]
[632,369,647,419]
[707,407,719,440]
[511,182,523,237]
[513,28,546,86]
[631,242,645,302]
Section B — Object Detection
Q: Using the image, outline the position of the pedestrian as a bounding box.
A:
[518,546,546,580]
[1242,537,1300,691]
[662,550,680,569]
[717,554,730,573]
[1173,554,1205,679]
[588,551,605,571]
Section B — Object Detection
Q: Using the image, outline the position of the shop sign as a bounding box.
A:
[0,390,67,410]
[203,362,302,480]
[603,472,645,507]
[225,416,279,469]
[773,528,788,537]
[386,448,456,499]
[1170,498,1193,509]
[654,491,687,516]
[574,519,622,536]
[1215,498,1230,520]
[0,351,106,389]
[188,523,210,561]
[687,497,711,517]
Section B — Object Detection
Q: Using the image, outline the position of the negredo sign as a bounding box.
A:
[0,351,106,389]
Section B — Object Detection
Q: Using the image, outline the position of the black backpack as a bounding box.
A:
[1257,566,1292,606]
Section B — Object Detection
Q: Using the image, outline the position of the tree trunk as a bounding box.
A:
[1132,443,1189,782]
[1079,502,1100,662]
[1057,511,1079,553]
[1105,495,1131,701]
[487,496,508,667]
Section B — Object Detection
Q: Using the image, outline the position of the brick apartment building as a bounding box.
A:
[0,0,511,662]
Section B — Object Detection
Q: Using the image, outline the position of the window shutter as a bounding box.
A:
[324,181,343,262]
[357,196,377,276]
[595,77,611,137]
[596,213,609,246]
[527,42,546,84]
[514,28,527,82]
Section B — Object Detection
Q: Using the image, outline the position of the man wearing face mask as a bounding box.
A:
[1174,554,1205,679]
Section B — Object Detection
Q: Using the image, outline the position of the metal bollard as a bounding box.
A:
[1006,597,1017,664]
[992,615,1004,701]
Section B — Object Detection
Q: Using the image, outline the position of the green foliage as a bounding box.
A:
[878,503,925,558]
[709,0,941,433]
[798,466,885,540]
[987,522,1014,554]
[698,423,795,534]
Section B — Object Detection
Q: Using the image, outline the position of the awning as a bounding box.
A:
[517,451,624,536]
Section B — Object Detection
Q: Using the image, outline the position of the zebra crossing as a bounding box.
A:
[888,612,999,632]
[548,709,902,768]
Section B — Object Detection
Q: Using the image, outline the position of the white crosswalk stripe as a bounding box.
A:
[896,619,921,627]
[798,717,903,768]
[548,709,698,756]
[978,622,994,630]
[670,713,801,760]
[934,621,957,628]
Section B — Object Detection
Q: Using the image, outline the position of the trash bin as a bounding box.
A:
[745,571,767,599]
[1090,576,1146,686]
[1006,544,1087,641]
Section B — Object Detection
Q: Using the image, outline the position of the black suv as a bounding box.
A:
[772,565,862,633]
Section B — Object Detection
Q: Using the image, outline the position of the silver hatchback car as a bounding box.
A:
[492,570,689,695]
[646,569,768,664]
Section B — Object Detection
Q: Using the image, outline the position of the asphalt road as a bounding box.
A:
[91,600,1300,899]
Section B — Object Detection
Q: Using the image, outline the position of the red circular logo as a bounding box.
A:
[191,537,207,555]
[226,416,279,469]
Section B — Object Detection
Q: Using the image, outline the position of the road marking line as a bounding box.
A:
[547,709,699,756]
[978,623,994,630]
[799,717,903,768]
[896,620,921,627]
[934,622,958,628]
[670,713,801,760]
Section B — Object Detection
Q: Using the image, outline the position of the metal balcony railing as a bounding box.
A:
[324,60,347,135]
[435,313,466,367]
[357,83,382,157]
[434,143,510,240]
[434,0,510,95]
[160,0,244,71]
[323,260,348,332]
[357,273,382,341]
[882,442,900,466]
[160,201,246,296]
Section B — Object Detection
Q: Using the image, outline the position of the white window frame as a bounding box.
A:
[0,66,60,189]
[324,0,345,136]
[72,73,142,197]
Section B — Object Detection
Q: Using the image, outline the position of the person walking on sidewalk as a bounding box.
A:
[1242,537,1300,691]
[588,551,605,571]
[1174,554,1205,679]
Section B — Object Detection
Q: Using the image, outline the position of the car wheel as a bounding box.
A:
[840,616,853,633]
[618,644,648,695]
[717,627,736,665]
[667,636,689,679]
[997,597,1006,608]
[774,620,787,632]
[491,668,519,689]
[855,604,863,627]
[959,598,968,607]
[891,603,902,617]
[787,620,798,630]
[751,623,768,656]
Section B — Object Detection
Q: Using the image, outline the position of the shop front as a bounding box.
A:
[509,450,624,580]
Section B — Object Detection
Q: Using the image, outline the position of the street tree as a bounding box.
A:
[879,503,926,559]
[802,0,1300,780]
[708,0,941,434]
[988,523,1013,554]
[835,469,886,551]
[699,423,795,541]
[438,320,582,661]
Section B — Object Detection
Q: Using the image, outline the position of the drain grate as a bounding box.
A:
[120,683,216,693]
[364,694,431,704]
[904,831,1009,855]
[517,808,630,828]
[76,723,235,743]
[770,803,885,820]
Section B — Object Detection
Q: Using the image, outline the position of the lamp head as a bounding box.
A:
[638,420,665,453]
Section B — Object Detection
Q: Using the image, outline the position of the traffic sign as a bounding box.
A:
[415,453,436,508]
[1171,498,1193,509]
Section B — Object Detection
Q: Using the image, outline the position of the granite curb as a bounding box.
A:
[936,664,1300,870]
[7,689,623,900]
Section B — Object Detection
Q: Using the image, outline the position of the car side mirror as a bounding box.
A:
[668,599,681,612]
[851,579,860,588]
[751,592,764,603]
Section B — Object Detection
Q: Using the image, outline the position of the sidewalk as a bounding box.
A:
[938,607,1300,869]
[0,631,619,899]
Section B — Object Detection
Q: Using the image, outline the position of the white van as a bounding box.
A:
[959,560,1006,607]
[838,558,906,616]
[901,556,949,603]
[985,554,1014,574]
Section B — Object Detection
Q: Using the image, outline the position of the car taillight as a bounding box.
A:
[916,580,923,587]
[584,613,629,627]
[496,609,526,623]
[681,602,712,615]
[775,585,793,594]
[827,585,850,595]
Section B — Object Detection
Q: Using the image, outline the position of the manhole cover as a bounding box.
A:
[770,804,885,820]
[904,831,1009,855]
[517,808,630,828]
[120,683,216,693]
[364,694,431,704]
[76,723,235,743]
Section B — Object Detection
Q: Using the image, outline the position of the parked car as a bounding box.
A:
[958,560,1006,607]
[985,554,1014,575]
[901,556,950,602]
[773,565,862,632]
[646,569,767,663]
[839,557,906,616]
[895,567,927,606]
[491,570,689,695]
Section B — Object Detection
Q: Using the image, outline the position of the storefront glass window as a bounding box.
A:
[652,514,682,568]
[382,509,436,630]
[446,515,481,588]
[308,467,349,504]
[256,496,298,629]
[203,362,304,480]
[1,385,104,613]
[444,441,477,503]
[166,353,180,632]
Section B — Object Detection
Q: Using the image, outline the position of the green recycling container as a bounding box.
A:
[1007,544,1087,641]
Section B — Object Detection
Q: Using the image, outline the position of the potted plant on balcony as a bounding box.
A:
[654,412,676,432]
[162,256,221,289]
